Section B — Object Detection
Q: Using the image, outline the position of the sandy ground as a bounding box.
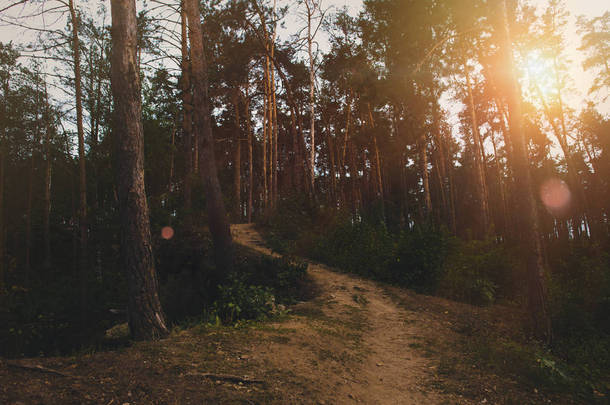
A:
[0,224,579,404]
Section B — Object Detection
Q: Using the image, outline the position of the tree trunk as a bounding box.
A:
[233,91,241,221]
[305,0,317,197]
[491,132,510,239]
[535,85,586,238]
[185,0,233,274]
[24,102,36,282]
[244,92,253,223]
[0,129,3,292]
[0,74,7,291]
[110,0,169,340]
[327,129,337,206]
[43,83,52,270]
[271,0,278,206]
[500,0,551,342]
[68,0,88,315]
[262,71,268,209]
[464,65,491,237]
[419,136,432,218]
[180,1,193,229]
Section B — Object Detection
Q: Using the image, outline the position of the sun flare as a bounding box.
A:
[524,51,555,98]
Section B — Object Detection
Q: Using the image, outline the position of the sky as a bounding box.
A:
[529,0,609,114]
[0,0,607,115]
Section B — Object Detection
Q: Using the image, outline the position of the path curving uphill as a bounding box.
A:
[232,223,460,404]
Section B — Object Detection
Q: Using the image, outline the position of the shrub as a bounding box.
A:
[438,239,515,306]
[391,227,450,292]
[210,275,275,323]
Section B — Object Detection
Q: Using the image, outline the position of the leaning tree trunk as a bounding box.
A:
[110,0,168,340]
[500,0,551,342]
[185,0,233,274]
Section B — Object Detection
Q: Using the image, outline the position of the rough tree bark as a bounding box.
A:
[110,0,169,340]
[185,0,233,274]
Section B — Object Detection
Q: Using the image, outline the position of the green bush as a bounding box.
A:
[438,239,516,306]
[311,218,394,280]
[391,227,450,292]
[210,275,275,323]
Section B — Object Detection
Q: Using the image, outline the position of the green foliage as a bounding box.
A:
[203,253,308,325]
[0,264,126,358]
[439,239,516,306]
[392,227,450,292]
[234,253,309,305]
[263,200,450,293]
[546,241,610,390]
[470,337,574,393]
[210,275,275,324]
[311,217,395,281]
[260,194,318,254]
[157,228,309,328]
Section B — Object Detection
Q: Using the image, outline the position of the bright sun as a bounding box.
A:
[524,51,555,98]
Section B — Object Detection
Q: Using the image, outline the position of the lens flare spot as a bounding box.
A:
[540,178,571,215]
[161,226,174,240]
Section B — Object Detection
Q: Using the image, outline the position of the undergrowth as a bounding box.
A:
[260,196,610,401]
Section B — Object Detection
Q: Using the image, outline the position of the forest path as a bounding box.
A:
[1,227,564,404]
[232,223,459,404]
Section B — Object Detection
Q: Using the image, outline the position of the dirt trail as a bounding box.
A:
[232,223,458,404]
[1,225,570,404]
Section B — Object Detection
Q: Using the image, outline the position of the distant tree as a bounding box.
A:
[577,11,610,101]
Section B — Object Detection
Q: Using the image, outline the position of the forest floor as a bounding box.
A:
[0,224,585,404]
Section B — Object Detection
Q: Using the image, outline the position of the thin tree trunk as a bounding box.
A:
[465,65,491,237]
[244,92,253,223]
[233,91,241,221]
[168,125,176,194]
[185,0,233,274]
[180,1,193,229]
[0,74,7,290]
[367,104,385,219]
[419,136,432,218]
[110,0,169,340]
[432,110,448,224]
[43,83,52,270]
[0,131,3,292]
[501,0,551,342]
[306,0,317,196]
[270,0,278,205]
[491,132,510,239]
[262,71,268,209]
[25,95,38,282]
[535,84,586,238]
[265,53,273,207]
[68,0,88,314]
[327,129,337,206]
